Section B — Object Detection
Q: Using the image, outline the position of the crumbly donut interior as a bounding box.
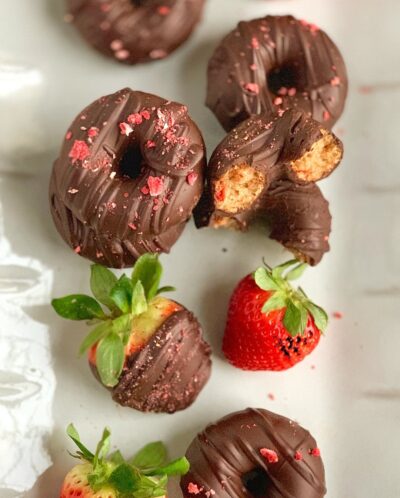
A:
[290,130,342,182]
[213,164,265,214]
[211,215,241,230]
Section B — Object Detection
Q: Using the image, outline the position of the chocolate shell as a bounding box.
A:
[49,88,206,268]
[207,15,348,131]
[66,0,206,65]
[91,308,212,413]
[181,408,327,498]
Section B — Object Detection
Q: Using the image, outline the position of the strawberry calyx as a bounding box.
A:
[52,254,176,387]
[253,259,328,337]
[65,424,189,498]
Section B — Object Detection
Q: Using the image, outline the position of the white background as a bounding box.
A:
[0,0,399,497]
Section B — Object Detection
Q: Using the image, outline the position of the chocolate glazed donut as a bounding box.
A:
[194,109,342,265]
[49,88,206,268]
[181,408,327,498]
[66,0,206,64]
[207,15,348,131]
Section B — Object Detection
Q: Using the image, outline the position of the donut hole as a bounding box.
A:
[267,63,305,95]
[119,144,144,179]
[213,164,265,214]
[242,467,273,497]
[290,130,343,182]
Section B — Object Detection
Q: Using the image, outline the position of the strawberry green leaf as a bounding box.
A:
[108,463,139,494]
[90,265,119,312]
[131,441,167,470]
[261,291,287,315]
[93,427,111,468]
[110,450,125,465]
[146,456,190,477]
[271,259,298,279]
[156,286,176,295]
[131,254,163,301]
[131,281,148,317]
[110,275,133,314]
[96,333,125,387]
[112,314,133,345]
[79,321,112,356]
[52,295,106,321]
[254,268,280,291]
[304,301,329,332]
[285,263,308,281]
[67,423,95,462]
[283,300,305,337]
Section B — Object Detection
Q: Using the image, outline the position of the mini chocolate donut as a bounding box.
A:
[194,109,342,265]
[66,0,206,64]
[181,408,327,498]
[49,88,206,268]
[207,15,348,131]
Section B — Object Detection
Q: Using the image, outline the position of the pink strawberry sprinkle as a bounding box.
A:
[260,448,279,463]
[65,131,72,140]
[74,246,81,254]
[294,451,303,461]
[323,111,331,121]
[128,223,137,231]
[187,172,198,186]
[88,127,99,138]
[243,82,259,94]
[146,140,156,148]
[158,5,171,15]
[330,76,341,86]
[251,37,259,49]
[288,87,297,97]
[141,186,150,195]
[140,109,151,120]
[274,97,283,106]
[69,140,90,163]
[147,176,164,196]
[119,122,133,136]
[115,49,130,60]
[188,483,202,495]
[309,448,321,457]
[333,311,343,319]
[127,113,143,125]
[267,393,275,401]
[278,87,288,96]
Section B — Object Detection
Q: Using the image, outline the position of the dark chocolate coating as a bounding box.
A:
[207,15,348,131]
[106,309,212,413]
[66,0,205,65]
[264,181,332,266]
[194,110,337,265]
[181,408,326,498]
[49,88,206,268]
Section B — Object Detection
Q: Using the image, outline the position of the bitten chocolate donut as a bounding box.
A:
[181,408,327,498]
[49,88,206,268]
[194,109,342,265]
[66,0,205,64]
[207,15,348,131]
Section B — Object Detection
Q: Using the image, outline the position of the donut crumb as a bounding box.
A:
[290,130,342,182]
[213,164,265,213]
[211,215,242,230]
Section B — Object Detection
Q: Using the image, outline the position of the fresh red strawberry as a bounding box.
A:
[59,424,189,498]
[223,260,328,370]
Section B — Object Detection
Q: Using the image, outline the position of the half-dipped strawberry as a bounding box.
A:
[52,254,211,413]
[223,260,328,370]
[60,424,189,498]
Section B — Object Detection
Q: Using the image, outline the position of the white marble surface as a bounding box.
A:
[0,0,399,497]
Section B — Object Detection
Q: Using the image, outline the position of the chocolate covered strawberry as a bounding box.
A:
[222,260,328,370]
[52,254,211,413]
[60,424,189,498]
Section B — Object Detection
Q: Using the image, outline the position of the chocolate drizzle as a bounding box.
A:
[49,88,206,268]
[206,15,348,131]
[66,0,205,64]
[181,408,327,498]
[194,110,339,265]
[110,309,211,413]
